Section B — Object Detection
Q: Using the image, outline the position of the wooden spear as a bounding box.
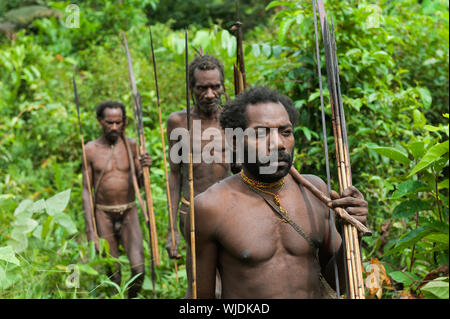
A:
[121,131,157,298]
[185,30,197,299]
[149,27,179,282]
[311,0,341,297]
[122,33,160,268]
[232,0,246,96]
[122,33,160,284]
[315,0,368,299]
[72,74,98,244]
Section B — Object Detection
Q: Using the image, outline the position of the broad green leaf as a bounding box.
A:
[408,141,426,160]
[272,44,282,58]
[308,91,321,102]
[8,230,28,253]
[12,216,38,234]
[417,87,432,108]
[438,179,449,189]
[192,30,210,51]
[266,1,292,10]
[53,212,77,235]
[251,43,261,57]
[390,180,430,199]
[424,233,449,247]
[409,140,449,177]
[424,124,447,132]
[31,199,45,213]
[370,146,411,165]
[396,226,434,247]
[389,271,415,286]
[0,268,5,288]
[413,109,427,128]
[0,246,20,265]
[278,17,295,44]
[421,277,449,299]
[385,226,434,256]
[77,264,98,276]
[301,127,311,141]
[45,189,71,216]
[392,199,432,218]
[261,43,271,57]
[14,199,33,216]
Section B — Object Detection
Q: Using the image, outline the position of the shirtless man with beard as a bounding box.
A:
[83,101,151,298]
[192,86,368,298]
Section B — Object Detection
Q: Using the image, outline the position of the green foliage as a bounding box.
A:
[265,0,449,298]
[0,0,448,299]
[145,0,272,31]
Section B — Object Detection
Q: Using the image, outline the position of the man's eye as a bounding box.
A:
[282,130,293,136]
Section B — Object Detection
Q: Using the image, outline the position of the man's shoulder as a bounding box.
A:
[125,137,137,146]
[298,174,328,193]
[85,138,102,153]
[167,110,187,125]
[195,175,240,212]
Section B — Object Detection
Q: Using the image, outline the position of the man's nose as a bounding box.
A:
[268,129,285,152]
[204,87,215,99]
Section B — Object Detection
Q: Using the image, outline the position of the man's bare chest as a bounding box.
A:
[216,189,325,264]
[91,144,130,175]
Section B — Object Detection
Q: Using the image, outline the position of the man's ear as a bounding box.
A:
[123,116,128,127]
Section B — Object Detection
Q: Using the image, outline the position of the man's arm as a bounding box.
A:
[130,138,152,188]
[319,181,369,292]
[187,194,218,299]
[81,145,98,248]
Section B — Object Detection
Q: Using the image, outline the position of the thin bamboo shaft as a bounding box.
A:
[189,153,197,299]
[316,4,365,298]
[139,139,160,266]
[185,29,197,299]
[310,23,345,301]
[123,134,156,297]
[150,27,178,281]
[122,32,160,267]
[158,114,179,281]
[81,135,98,238]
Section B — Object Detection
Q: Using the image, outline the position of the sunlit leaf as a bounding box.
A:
[0,246,20,266]
[45,189,71,216]
[421,277,449,299]
[370,146,411,166]
[409,141,449,177]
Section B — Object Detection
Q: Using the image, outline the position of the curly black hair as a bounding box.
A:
[188,55,225,89]
[96,101,127,119]
[220,86,299,130]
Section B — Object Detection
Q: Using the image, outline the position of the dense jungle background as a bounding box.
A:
[0,0,448,299]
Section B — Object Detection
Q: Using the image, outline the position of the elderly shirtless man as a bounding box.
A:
[192,87,368,298]
[82,101,151,298]
[165,55,235,257]
[165,55,239,297]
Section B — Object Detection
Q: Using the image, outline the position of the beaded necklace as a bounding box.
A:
[239,170,289,222]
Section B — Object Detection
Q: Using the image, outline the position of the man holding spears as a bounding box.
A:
[81,100,152,298]
[164,55,235,259]
[192,86,369,298]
